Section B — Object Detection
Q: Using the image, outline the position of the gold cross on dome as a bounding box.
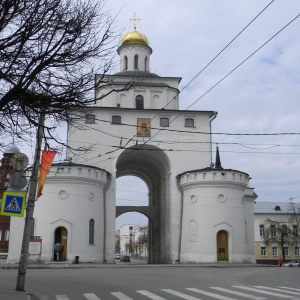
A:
[130,12,140,31]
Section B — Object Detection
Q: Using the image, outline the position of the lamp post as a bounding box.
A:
[16,112,45,291]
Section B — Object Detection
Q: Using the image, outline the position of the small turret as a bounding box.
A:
[215,144,223,170]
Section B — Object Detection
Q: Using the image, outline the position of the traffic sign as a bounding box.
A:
[10,153,29,171]
[9,172,28,190]
[0,191,26,217]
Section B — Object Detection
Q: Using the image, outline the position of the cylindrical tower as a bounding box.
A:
[179,166,257,263]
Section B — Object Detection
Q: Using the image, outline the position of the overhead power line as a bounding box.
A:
[83,117,300,136]
[185,11,300,111]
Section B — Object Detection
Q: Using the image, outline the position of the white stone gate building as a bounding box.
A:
[8,25,257,264]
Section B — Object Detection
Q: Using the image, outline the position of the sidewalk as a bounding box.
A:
[1,282,31,300]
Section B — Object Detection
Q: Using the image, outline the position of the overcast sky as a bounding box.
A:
[111,0,300,228]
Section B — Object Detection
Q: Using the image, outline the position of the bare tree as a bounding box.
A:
[0,0,125,145]
[263,219,295,262]
[288,201,300,243]
[115,232,120,254]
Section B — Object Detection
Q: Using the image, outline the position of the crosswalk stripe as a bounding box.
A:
[162,289,202,300]
[137,290,167,299]
[233,286,296,298]
[254,286,300,296]
[277,287,300,292]
[83,293,101,300]
[111,292,134,299]
[186,288,237,299]
[211,287,266,299]
[56,296,69,300]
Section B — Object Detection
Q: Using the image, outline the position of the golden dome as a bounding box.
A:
[120,30,149,46]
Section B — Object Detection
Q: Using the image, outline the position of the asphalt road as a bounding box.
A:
[0,265,300,300]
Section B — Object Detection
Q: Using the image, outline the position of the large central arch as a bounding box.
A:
[116,144,171,263]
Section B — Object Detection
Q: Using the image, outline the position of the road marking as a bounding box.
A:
[111,292,134,299]
[278,287,300,292]
[186,288,236,299]
[254,286,300,296]
[233,286,296,298]
[162,289,202,299]
[56,296,69,300]
[211,287,266,299]
[83,293,101,299]
[137,290,167,299]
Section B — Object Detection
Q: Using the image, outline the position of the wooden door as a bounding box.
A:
[60,227,68,261]
[54,227,68,261]
[217,230,228,261]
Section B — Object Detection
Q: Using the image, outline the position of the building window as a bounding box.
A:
[185,118,194,127]
[4,230,9,241]
[160,117,169,127]
[124,55,128,70]
[270,224,276,237]
[259,224,265,237]
[295,247,300,256]
[86,114,96,124]
[0,230,2,241]
[145,57,148,71]
[293,225,298,236]
[135,95,144,109]
[272,247,278,256]
[112,115,121,124]
[134,54,139,69]
[261,247,266,256]
[283,246,289,256]
[282,224,288,235]
[89,219,95,245]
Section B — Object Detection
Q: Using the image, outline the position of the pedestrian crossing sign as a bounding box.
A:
[0,191,26,217]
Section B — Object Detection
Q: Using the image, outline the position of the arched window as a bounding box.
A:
[160,117,169,127]
[185,118,194,127]
[145,57,148,71]
[4,230,9,241]
[86,114,96,124]
[134,54,139,69]
[89,219,94,244]
[135,95,144,109]
[124,56,128,71]
[112,115,121,124]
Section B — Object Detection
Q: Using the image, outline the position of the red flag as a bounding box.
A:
[37,150,57,198]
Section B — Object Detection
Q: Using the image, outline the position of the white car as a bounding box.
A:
[115,254,121,261]
[283,260,300,267]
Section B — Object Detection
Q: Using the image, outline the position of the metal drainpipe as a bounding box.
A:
[103,173,112,263]
[176,175,184,263]
[209,112,218,166]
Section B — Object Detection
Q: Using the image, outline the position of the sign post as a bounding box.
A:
[0,191,26,217]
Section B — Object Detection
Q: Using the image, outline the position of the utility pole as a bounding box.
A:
[16,112,45,291]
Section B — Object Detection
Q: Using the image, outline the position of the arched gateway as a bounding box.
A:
[116,145,171,263]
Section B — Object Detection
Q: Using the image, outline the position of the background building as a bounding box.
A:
[0,144,20,256]
[254,201,300,264]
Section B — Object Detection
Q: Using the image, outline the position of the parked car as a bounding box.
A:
[120,255,130,262]
[115,254,121,261]
[283,260,300,267]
